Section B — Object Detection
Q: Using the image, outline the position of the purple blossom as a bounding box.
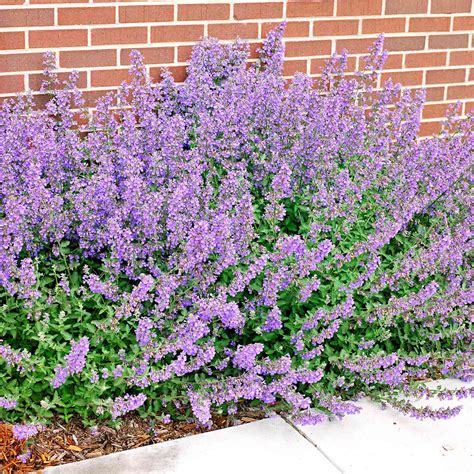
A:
[0,397,17,410]
[136,317,154,347]
[17,449,32,464]
[111,393,147,420]
[188,389,212,426]
[51,337,89,387]
[12,423,43,440]
[65,337,89,374]
[233,343,264,371]
[51,365,70,389]
[261,306,283,332]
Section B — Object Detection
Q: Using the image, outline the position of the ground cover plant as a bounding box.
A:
[1,23,473,453]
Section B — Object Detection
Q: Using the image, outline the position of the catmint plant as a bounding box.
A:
[0,24,472,437]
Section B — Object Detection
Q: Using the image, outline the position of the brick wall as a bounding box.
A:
[0,0,473,134]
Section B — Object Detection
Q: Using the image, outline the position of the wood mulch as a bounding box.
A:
[1,409,264,473]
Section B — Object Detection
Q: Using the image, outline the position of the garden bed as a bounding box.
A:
[1,408,264,472]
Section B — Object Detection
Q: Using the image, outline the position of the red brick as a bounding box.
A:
[470,68,474,82]
[0,52,44,72]
[286,1,334,17]
[431,0,471,13]
[405,52,447,68]
[310,57,327,74]
[169,65,187,82]
[465,101,474,113]
[152,24,204,43]
[178,3,229,21]
[120,47,174,65]
[74,112,89,128]
[261,21,310,38]
[234,3,283,20]
[28,95,52,109]
[286,40,332,57]
[362,18,405,34]
[150,65,187,83]
[426,68,466,84]
[385,0,428,14]
[424,86,445,101]
[0,8,54,27]
[208,23,258,40]
[337,0,382,16]
[0,0,25,4]
[58,7,115,25]
[248,42,261,59]
[31,0,87,3]
[419,121,442,136]
[29,70,87,90]
[447,84,474,99]
[382,70,424,86]
[314,19,358,36]
[384,36,425,51]
[92,27,147,46]
[0,31,25,50]
[178,45,193,62]
[453,16,474,31]
[30,91,53,105]
[429,34,469,49]
[409,16,450,32]
[384,53,403,69]
[60,49,117,68]
[450,50,474,66]
[337,37,379,54]
[91,68,130,87]
[29,29,88,49]
[119,5,174,23]
[0,74,24,94]
[283,59,307,76]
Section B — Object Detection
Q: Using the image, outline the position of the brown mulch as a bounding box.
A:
[1,409,265,473]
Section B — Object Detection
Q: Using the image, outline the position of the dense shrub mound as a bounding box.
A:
[1,25,473,436]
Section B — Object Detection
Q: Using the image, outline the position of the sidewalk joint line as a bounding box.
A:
[280,415,345,474]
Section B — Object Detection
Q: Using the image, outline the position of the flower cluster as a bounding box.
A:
[51,337,90,388]
[12,423,43,440]
[110,393,147,420]
[0,24,472,431]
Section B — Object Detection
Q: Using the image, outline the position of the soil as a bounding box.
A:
[1,409,265,473]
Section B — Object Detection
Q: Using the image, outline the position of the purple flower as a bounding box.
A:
[0,397,17,410]
[51,337,89,388]
[233,343,264,371]
[17,449,32,464]
[261,307,282,332]
[66,337,89,374]
[188,389,212,426]
[111,393,147,420]
[136,317,154,347]
[12,423,43,440]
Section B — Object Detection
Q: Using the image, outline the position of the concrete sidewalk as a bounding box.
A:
[44,380,473,474]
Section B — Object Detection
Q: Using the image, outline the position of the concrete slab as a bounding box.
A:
[44,417,340,474]
[297,380,474,474]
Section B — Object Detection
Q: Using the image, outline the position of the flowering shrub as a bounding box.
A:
[1,24,473,434]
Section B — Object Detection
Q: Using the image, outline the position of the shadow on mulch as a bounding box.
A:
[1,410,264,473]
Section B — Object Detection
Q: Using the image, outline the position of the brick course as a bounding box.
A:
[0,0,473,135]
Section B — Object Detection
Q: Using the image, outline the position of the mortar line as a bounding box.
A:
[280,415,345,474]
